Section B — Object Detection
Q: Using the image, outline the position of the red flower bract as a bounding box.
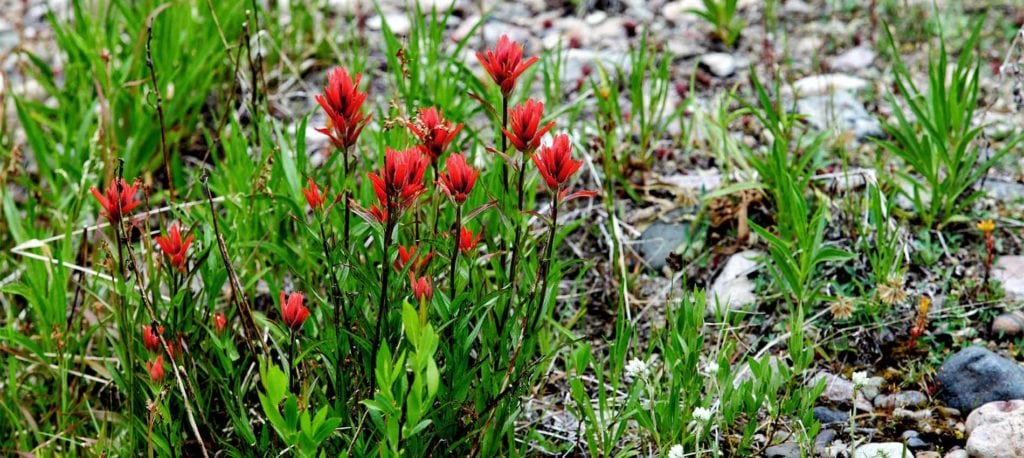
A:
[143,324,164,353]
[503,99,554,153]
[407,107,463,162]
[532,134,582,190]
[458,226,482,255]
[438,153,478,205]
[303,177,327,211]
[155,224,194,272]
[315,67,371,151]
[90,177,142,222]
[146,355,166,383]
[367,147,429,221]
[409,272,433,302]
[214,313,227,335]
[476,35,538,97]
[280,292,310,331]
[395,244,433,274]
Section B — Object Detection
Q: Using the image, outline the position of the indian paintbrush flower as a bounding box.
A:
[214,312,227,335]
[410,273,433,302]
[395,244,433,274]
[406,107,463,163]
[476,35,538,97]
[146,355,166,383]
[458,226,482,255]
[532,134,582,191]
[367,147,430,221]
[503,99,555,153]
[438,153,479,205]
[90,177,142,222]
[302,177,328,212]
[155,224,193,272]
[280,291,310,331]
[143,324,164,353]
[315,67,371,151]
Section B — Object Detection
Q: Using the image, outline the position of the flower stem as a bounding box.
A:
[371,212,396,393]
[450,205,462,302]
[342,145,353,248]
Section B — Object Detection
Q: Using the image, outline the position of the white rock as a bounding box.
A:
[367,14,412,35]
[699,52,739,77]
[830,46,876,72]
[965,400,1024,457]
[706,250,762,316]
[943,449,969,458]
[853,443,911,458]
[661,0,703,23]
[585,11,607,25]
[994,257,1024,300]
[790,74,870,97]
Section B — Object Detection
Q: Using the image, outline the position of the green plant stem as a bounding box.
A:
[371,212,396,393]
[342,145,353,248]
[288,327,296,394]
[318,216,346,403]
[531,193,559,332]
[500,95,509,192]
[450,205,462,301]
[114,214,136,451]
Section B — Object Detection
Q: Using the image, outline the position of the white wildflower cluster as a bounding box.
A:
[702,360,719,376]
[667,444,685,458]
[625,358,650,380]
[692,406,713,422]
[851,371,869,387]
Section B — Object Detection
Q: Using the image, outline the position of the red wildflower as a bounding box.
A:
[409,273,433,302]
[280,292,310,330]
[302,177,328,212]
[143,324,164,353]
[214,313,227,335]
[146,355,166,383]
[532,134,583,190]
[315,67,371,151]
[407,107,463,162]
[90,177,142,222]
[476,35,538,97]
[458,226,482,255]
[395,244,433,274]
[438,153,479,205]
[368,147,429,218]
[155,224,194,272]
[503,99,555,153]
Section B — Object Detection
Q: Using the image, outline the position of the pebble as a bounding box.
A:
[875,391,928,409]
[661,0,702,23]
[829,46,876,72]
[795,92,884,140]
[991,311,1024,338]
[993,256,1024,301]
[699,52,740,77]
[853,443,911,458]
[809,372,874,412]
[915,453,940,458]
[901,430,928,449]
[813,406,849,424]
[706,250,763,316]
[763,442,800,458]
[637,221,691,271]
[366,14,412,35]
[892,408,931,422]
[814,429,837,452]
[944,449,969,458]
[935,346,1024,412]
[965,399,1024,457]
[790,74,870,96]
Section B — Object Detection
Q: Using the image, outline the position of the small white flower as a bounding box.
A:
[692,406,713,422]
[851,371,869,387]
[703,360,719,376]
[625,358,649,379]
[667,444,685,458]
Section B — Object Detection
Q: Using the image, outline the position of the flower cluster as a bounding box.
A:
[316,67,371,152]
[90,177,142,222]
[155,224,194,272]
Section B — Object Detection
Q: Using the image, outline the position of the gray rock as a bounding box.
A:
[815,429,838,452]
[795,92,884,141]
[943,450,968,458]
[993,256,1024,301]
[367,14,412,35]
[853,443,911,458]
[901,430,928,449]
[763,442,801,458]
[875,391,928,410]
[791,74,871,96]
[991,311,1024,338]
[810,372,874,412]
[814,406,850,424]
[829,46,876,72]
[637,222,690,271]
[706,250,763,316]
[936,346,1024,412]
[893,408,931,422]
[965,400,1024,457]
